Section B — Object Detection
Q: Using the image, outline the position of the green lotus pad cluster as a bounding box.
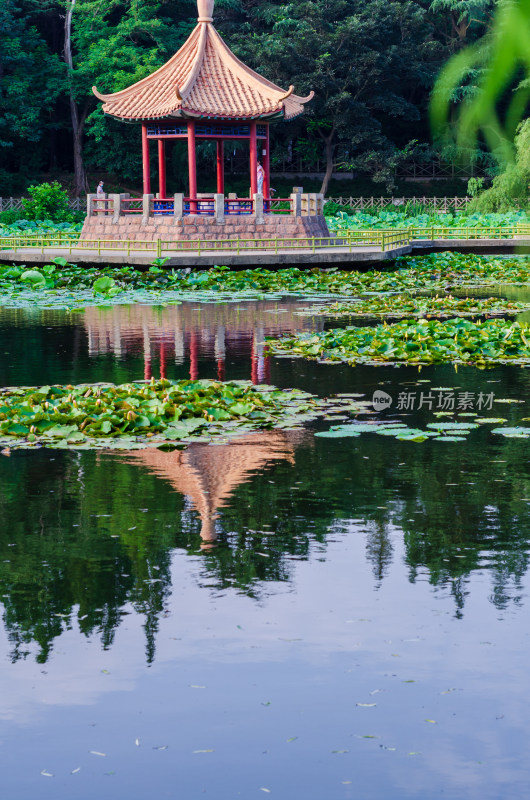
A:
[268,317,530,366]
[326,209,530,232]
[0,379,350,451]
[299,294,530,320]
[2,252,530,310]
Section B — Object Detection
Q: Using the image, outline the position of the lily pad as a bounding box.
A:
[314,429,361,438]
[426,422,479,431]
[491,426,530,436]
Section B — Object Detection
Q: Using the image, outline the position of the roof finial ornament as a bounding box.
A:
[197,0,214,23]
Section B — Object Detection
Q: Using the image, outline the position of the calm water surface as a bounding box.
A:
[0,299,529,799]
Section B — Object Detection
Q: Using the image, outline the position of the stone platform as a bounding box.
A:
[80,212,330,243]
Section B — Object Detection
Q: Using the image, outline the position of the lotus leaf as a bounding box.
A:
[314,429,361,438]
[432,436,467,441]
[20,269,46,290]
[426,422,479,430]
[491,427,530,435]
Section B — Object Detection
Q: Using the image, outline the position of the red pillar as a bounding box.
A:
[142,123,151,195]
[190,331,199,380]
[187,120,197,212]
[263,124,270,201]
[160,340,166,379]
[264,353,271,383]
[216,140,224,195]
[158,139,167,198]
[249,121,257,197]
[143,328,152,380]
[251,331,258,384]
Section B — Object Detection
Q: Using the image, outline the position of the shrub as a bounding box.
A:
[0,209,24,224]
[323,201,354,216]
[21,181,75,223]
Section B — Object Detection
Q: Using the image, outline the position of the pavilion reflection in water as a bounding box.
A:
[124,429,309,548]
[83,301,322,382]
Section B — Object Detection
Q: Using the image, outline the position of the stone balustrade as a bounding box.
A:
[86,191,325,222]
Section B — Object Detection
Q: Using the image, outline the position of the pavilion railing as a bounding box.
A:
[225,198,254,215]
[121,197,143,214]
[87,193,317,219]
[89,196,115,215]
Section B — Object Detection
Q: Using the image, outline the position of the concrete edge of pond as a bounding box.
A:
[2,238,530,268]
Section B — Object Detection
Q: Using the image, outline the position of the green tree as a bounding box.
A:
[226,0,444,194]
[65,0,197,194]
[468,118,530,210]
[431,0,530,169]
[429,0,496,51]
[0,0,63,187]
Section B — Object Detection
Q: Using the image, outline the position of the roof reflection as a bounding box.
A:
[124,429,309,547]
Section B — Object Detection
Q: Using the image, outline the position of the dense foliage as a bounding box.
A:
[0,220,82,235]
[326,209,530,230]
[0,378,341,450]
[0,0,496,196]
[20,181,76,223]
[467,120,530,212]
[2,253,530,309]
[267,317,530,366]
[300,293,530,319]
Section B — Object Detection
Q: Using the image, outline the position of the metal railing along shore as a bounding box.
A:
[0,230,409,255]
[2,226,530,258]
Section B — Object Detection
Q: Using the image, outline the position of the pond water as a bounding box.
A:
[0,297,529,799]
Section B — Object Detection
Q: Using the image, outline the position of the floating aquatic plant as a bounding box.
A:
[299,294,530,320]
[0,379,349,451]
[2,253,530,310]
[267,317,530,367]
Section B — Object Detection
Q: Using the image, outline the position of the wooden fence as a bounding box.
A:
[1,195,475,215]
[326,196,472,211]
[0,197,86,212]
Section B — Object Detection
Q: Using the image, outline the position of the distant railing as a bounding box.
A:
[333,224,530,242]
[395,160,488,179]
[326,196,472,211]
[0,196,87,213]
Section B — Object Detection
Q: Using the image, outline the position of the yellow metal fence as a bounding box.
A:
[1,226,530,257]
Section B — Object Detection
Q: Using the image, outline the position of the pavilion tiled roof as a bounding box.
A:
[92,0,313,122]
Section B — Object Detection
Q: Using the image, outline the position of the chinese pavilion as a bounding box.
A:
[92,0,314,203]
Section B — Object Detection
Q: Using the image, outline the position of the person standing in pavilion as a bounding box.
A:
[257,161,265,195]
[96,180,107,213]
